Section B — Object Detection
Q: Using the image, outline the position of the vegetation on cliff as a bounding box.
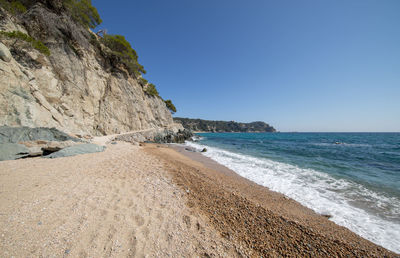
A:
[0,0,26,14]
[101,34,146,76]
[164,100,177,114]
[144,83,161,98]
[0,0,176,114]
[138,77,149,87]
[174,118,276,132]
[64,0,101,29]
[0,30,50,55]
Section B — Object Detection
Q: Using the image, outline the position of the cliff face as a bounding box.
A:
[174,118,276,133]
[0,1,180,136]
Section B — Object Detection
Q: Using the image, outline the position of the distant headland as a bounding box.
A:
[174,117,276,133]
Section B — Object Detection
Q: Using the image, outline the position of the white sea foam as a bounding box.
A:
[185,141,400,253]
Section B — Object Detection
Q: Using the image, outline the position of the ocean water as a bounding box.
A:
[184,132,400,253]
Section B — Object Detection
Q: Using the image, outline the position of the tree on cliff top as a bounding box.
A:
[64,0,102,29]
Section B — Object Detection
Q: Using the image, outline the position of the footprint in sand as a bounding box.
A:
[156,211,163,222]
[100,209,108,217]
[183,215,191,229]
[127,230,137,258]
[114,213,125,222]
[78,250,88,258]
[134,215,145,227]
[131,188,138,195]
[103,225,117,256]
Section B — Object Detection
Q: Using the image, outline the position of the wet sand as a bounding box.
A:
[0,141,397,257]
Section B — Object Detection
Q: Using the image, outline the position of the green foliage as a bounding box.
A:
[0,0,26,14]
[138,77,148,87]
[101,34,146,76]
[89,33,101,49]
[145,83,159,97]
[0,30,50,56]
[64,0,102,29]
[164,99,177,113]
[10,0,25,12]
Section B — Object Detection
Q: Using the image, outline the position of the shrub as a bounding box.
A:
[0,0,26,14]
[164,99,177,113]
[145,83,159,97]
[138,77,148,87]
[101,34,146,76]
[89,33,102,50]
[0,30,50,56]
[64,0,102,29]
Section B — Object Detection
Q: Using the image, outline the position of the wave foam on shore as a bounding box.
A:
[185,141,400,253]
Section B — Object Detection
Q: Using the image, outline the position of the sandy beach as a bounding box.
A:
[0,142,397,257]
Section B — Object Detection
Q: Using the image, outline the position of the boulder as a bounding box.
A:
[27,146,43,157]
[19,139,80,150]
[45,144,105,158]
[153,129,193,143]
[185,147,197,152]
[0,43,12,62]
[42,140,81,153]
[115,133,146,143]
[0,126,80,144]
[0,143,30,161]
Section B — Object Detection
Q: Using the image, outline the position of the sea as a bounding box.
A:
[184,132,400,253]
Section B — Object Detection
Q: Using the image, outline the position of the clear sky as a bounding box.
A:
[93,0,400,132]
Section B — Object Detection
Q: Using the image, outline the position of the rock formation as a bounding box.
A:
[0,1,183,137]
[0,125,91,160]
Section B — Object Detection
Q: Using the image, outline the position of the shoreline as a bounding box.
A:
[145,143,398,257]
[0,141,397,256]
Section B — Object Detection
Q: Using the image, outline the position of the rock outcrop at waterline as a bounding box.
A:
[0,1,183,137]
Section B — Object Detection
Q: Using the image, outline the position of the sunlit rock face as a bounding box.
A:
[0,3,180,136]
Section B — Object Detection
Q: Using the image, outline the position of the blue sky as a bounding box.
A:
[93,0,400,132]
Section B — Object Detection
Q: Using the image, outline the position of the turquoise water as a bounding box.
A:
[185,132,400,253]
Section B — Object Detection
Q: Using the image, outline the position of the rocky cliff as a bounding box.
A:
[174,117,276,133]
[0,0,182,137]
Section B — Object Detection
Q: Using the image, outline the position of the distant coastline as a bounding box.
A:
[174,117,276,133]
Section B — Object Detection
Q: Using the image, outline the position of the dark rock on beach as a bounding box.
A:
[45,144,105,159]
[0,126,80,144]
[0,126,106,160]
[185,147,197,152]
[154,129,193,144]
[0,143,30,161]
